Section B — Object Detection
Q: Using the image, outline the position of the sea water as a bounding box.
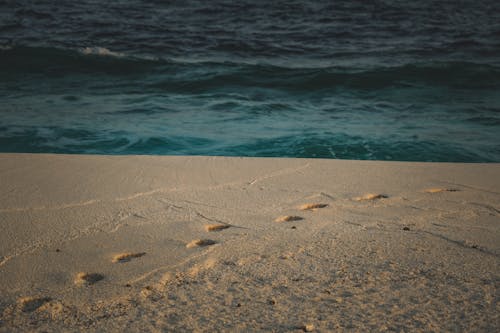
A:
[1,0,499,161]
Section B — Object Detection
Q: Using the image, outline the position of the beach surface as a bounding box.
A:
[0,154,499,332]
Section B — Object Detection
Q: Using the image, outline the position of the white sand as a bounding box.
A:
[0,153,499,332]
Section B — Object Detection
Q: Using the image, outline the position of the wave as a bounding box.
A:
[1,46,500,91]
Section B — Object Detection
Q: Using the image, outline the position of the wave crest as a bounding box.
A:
[1,46,500,91]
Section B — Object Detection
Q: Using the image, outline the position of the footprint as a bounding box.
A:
[298,203,328,211]
[274,215,303,223]
[112,252,146,263]
[74,272,104,286]
[424,188,459,193]
[188,258,217,277]
[300,324,315,332]
[205,224,230,232]
[141,285,164,302]
[186,239,217,248]
[464,240,480,249]
[355,193,388,201]
[17,296,51,312]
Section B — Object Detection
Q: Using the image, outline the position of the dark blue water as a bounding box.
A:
[1,0,500,161]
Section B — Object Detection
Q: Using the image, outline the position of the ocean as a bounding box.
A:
[1,0,499,161]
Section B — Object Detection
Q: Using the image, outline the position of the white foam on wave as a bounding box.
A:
[0,45,13,51]
[78,47,163,63]
[79,46,124,58]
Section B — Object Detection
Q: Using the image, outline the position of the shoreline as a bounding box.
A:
[1,153,499,331]
[3,151,498,163]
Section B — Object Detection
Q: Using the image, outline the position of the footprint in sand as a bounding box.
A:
[17,296,51,312]
[300,324,315,332]
[354,193,388,201]
[112,252,146,263]
[186,239,217,248]
[74,272,104,286]
[424,188,459,193]
[205,224,231,232]
[298,203,328,211]
[274,215,303,223]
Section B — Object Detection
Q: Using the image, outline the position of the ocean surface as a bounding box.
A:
[1,0,500,161]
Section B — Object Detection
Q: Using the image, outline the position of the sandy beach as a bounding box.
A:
[0,153,498,332]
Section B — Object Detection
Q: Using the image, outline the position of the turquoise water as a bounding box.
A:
[1,1,500,161]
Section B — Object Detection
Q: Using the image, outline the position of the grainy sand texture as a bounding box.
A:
[0,154,499,332]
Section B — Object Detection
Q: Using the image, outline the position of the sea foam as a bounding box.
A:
[79,46,123,58]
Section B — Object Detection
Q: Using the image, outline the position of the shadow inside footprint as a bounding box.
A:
[74,272,104,286]
[275,215,304,223]
[355,193,388,201]
[17,297,51,312]
[186,239,217,248]
[205,224,231,232]
[112,252,146,263]
[425,188,459,193]
[298,203,328,211]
